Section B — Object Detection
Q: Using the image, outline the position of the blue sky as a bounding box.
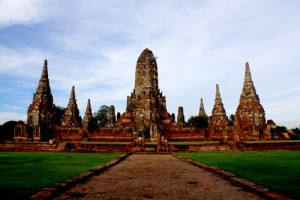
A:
[0,0,300,128]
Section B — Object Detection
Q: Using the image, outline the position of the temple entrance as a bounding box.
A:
[144,127,150,138]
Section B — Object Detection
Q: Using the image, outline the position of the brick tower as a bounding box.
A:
[126,48,167,140]
[27,60,55,139]
[61,86,82,127]
[209,84,229,140]
[234,62,266,140]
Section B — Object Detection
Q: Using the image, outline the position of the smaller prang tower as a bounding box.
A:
[27,60,55,139]
[234,62,266,140]
[82,99,92,129]
[61,86,82,127]
[209,84,229,140]
[198,98,207,116]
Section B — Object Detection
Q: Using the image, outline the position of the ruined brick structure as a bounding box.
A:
[177,106,185,126]
[198,98,207,116]
[16,49,275,143]
[61,86,82,127]
[26,60,55,140]
[209,84,229,140]
[82,99,92,129]
[234,63,268,140]
[107,105,116,127]
[125,48,167,141]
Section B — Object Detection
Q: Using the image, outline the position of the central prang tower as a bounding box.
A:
[126,48,167,139]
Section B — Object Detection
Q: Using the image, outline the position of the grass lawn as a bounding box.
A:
[180,151,300,199]
[0,152,122,199]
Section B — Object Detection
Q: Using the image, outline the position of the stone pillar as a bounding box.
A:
[177,106,185,126]
[107,105,116,127]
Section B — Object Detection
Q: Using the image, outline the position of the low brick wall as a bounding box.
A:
[88,133,133,142]
[243,142,300,151]
[169,144,231,152]
[78,143,131,152]
[0,142,54,152]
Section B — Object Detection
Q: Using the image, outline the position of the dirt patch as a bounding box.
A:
[55,154,264,199]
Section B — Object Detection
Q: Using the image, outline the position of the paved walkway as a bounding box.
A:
[55,154,264,200]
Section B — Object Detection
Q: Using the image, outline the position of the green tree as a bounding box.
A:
[276,126,287,135]
[93,105,109,127]
[53,106,67,126]
[229,114,235,125]
[290,127,300,140]
[187,115,208,128]
[0,121,18,141]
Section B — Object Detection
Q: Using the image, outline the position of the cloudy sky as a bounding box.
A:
[0,0,299,128]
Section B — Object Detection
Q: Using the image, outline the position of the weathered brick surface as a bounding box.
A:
[26,60,55,139]
[209,84,229,140]
[82,99,92,129]
[234,63,269,140]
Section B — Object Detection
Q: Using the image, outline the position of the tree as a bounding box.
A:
[93,105,109,127]
[187,115,208,128]
[229,114,235,125]
[0,121,18,141]
[276,126,287,135]
[53,106,67,126]
[290,127,300,140]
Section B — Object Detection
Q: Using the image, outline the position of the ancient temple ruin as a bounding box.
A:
[234,63,268,140]
[198,98,207,116]
[209,84,229,140]
[61,86,82,127]
[15,49,275,142]
[126,48,167,141]
[25,60,55,140]
[82,99,92,129]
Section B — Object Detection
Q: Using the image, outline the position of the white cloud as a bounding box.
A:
[0,112,26,124]
[0,0,300,128]
[0,0,45,27]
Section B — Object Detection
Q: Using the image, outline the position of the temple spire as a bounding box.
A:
[216,84,220,99]
[199,98,207,116]
[82,99,92,129]
[70,86,75,101]
[27,59,55,138]
[177,106,185,126]
[61,86,82,127]
[234,62,266,140]
[212,84,227,116]
[209,84,228,140]
[245,62,252,82]
[241,62,257,98]
[41,59,48,80]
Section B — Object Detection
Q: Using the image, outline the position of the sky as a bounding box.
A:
[0,0,299,128]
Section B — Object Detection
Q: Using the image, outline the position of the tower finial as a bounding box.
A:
[70,86,75,99]
[245,62,252,82]
[199,98,207,116]
[82,99,92,129]
[216,84,220,98]
[41,59,48,79]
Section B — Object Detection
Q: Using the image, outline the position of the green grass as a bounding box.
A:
[180,151,300,199]
[145,142,157,145]
[0,152,122,199]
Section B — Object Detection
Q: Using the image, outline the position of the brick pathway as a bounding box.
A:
[55,154,264,200]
